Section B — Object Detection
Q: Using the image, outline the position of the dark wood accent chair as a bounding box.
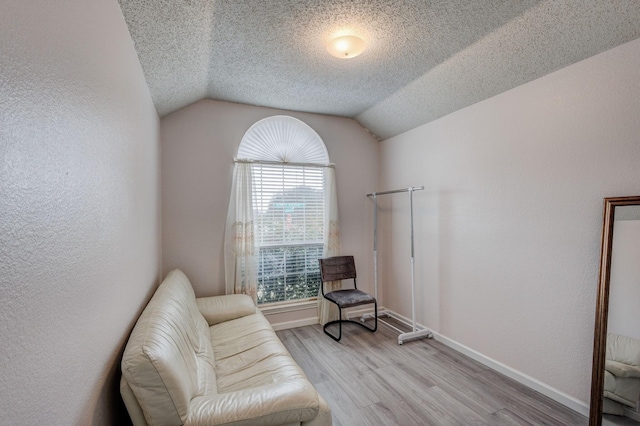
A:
[319,256,377,342]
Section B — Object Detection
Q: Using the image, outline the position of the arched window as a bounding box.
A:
[225,116,340,308]
[237,115,329,164]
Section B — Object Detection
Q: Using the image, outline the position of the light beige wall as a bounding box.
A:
[379,37,640,405]
[0,1,160,424]
[161,100,379,304]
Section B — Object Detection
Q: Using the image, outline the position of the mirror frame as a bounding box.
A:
[589,195,640,425]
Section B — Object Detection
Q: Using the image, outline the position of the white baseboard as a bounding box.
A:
[383,309,590,417]
[259,300,317,315]
[345,305,378,319]
[270,316,318,331]
[268,305,379,331]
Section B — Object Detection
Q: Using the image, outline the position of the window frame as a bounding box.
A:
[251,162,327,305]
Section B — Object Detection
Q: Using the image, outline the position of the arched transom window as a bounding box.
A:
[237,115,329,164]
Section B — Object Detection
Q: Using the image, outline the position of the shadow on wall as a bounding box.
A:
[78,282,159,425]
[77,339,132,425]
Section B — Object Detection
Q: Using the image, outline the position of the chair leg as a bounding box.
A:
[323,302,377,342]
[359,300,377,333]
[323,306,343,342]
[370,300,377,332]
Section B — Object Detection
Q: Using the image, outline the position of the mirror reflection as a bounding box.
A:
[603,205,640,425]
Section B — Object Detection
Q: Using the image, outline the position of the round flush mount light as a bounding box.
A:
[326,35,367,59]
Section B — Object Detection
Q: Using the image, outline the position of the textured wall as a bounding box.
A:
[378,38,640,404]
[0,1,160,424]
[161,100,379,301]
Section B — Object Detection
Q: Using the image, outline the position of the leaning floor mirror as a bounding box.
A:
[590,196,640,426]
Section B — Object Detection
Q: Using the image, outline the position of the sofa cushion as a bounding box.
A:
[121,270,217,425]
[607,333,640,368]
[209,312,306,393]
[604,333,640,410]
[196,294,256,325]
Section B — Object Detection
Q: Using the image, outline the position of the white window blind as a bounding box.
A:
[252,163,325,304]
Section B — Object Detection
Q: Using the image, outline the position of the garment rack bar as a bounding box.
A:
[367,186,424,197]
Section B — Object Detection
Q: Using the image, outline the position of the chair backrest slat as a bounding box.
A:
[319,256,356,282]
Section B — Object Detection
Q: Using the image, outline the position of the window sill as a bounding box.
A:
[259,299,317,315]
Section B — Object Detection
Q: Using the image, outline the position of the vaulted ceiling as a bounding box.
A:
[119,0,640,140]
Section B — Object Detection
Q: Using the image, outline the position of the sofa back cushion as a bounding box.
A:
[121,270,217,426]
[607,333,640,367]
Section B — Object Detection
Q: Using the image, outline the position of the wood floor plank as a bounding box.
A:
[488,408,535,425]
[398,345,478,389]
[314,379,368,426]
[434,376,506,417]
[472,370,587,425]
[299,337,386,408]
[374,363,437,406]
[337,328,395,369]
[278,330,333,384]
[367,400,432,425]
[277,325,588,425]
[428,341,489,374]
[329,413,342,426]
[411,385,491,425]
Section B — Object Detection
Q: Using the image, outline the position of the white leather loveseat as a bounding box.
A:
[120,269,331,426]
[603,333,640,416]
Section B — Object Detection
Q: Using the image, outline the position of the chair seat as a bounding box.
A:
[325,289,376,309]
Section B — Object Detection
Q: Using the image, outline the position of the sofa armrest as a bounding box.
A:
[606,360,640,379]
[185,380,320,426]
[196,294,256,326]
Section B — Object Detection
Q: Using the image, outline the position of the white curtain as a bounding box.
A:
[318,166,342,325]
[224,163,258,303]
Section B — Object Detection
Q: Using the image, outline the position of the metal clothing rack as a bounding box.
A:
[360,186,432,345]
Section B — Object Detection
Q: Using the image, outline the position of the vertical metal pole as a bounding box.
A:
[409,188,417,333]
[373,194,379,300]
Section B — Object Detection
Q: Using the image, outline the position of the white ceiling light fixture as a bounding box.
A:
[326,35,367,59]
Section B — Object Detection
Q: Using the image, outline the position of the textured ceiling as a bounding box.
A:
[119,0,640,140]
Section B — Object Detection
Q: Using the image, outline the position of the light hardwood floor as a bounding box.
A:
[277,319,588,426]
